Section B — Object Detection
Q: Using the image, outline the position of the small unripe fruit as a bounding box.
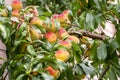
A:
[80,36,89,44]
[45,66,60,79]
[55,49,70,61]
[30,28,43,41]
[45,32,57,43]
[66,35,80,44]
[57,28,69,39]
[11,0,23,10]
[30,17,43,27]
[59,40,71,49]
[31,71,39,76]
[12,10,20,17]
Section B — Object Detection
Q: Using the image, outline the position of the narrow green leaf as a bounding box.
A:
[27,45,36,56]
[0,24,7,39]
[97,41,107,60]
[16,74,25,80]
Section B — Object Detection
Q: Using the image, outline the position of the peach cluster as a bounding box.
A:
[10,0,80,79]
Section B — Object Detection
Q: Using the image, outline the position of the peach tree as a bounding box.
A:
[0,0,120,80]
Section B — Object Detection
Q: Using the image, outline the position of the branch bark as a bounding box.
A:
[69,30,106,40]
[98,66,110,80]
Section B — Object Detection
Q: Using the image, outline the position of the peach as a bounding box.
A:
[12,10,20,17]
[30,28,43,41]
[56,28,69,39]
[51,14,59,20]
[55,49,70,61]
[30,17,43,27]
[11,0,23,10]
[45,66,60,78]
[45,32,57,43]
[59,40,71,49]
[57,14,71,27]
[66,35,80,44]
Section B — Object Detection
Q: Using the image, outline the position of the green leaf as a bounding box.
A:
[41,73,54,80]
[116,29,120,45]
[109,39,119,55]
[97,41,107,60]
[56,60,67,71]
[74,64,84,75]
[72,42,82,63]
[93,0,101,10]
[13,54,25,60]
[108,67,117,80]
[66,65,74,80]
[27,45,36,56]
[79,63,95,76]
[0,24,7,39]
[112,65,120,77]
[16,74,25,80]
[85,11,95,30]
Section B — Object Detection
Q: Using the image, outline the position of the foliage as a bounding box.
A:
[0,0,120,80]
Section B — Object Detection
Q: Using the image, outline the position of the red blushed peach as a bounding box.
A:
[45,66,60,79]
[66,35,80,44]
[11,0,23,10]
[59,40,71,49]
[30,17,43,27]
[55,49,70,61]
[45,32,57,43]
[56,28,69,39]
[12,10,20,17]
[51,14,59,20]
[57,14,71,27]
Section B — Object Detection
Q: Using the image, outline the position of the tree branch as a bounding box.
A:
[69,30,106,40]
[98,66,110,80]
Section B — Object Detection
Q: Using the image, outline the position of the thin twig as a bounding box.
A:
[98,66,110,80]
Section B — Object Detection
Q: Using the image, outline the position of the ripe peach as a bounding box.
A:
[59,40,71,49]
[45,66,60,79]
[55,49,70,61]
[57,14,70,27]
[56,28,69,39]
[51,14,59,20]
[12,10,20,17]
[11,0,23,10]
[66,35,80,44]
[45,32,57,43]
[30,17,43,27]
